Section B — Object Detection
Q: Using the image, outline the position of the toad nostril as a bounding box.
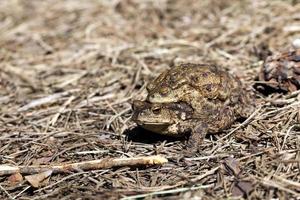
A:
[160,87,169,95]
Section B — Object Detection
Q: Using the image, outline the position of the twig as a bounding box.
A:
[280,124,298,151]
[0,155,168,176]
[105,107,131,129]
[189,166,220,183]
[50,95,75,125]
[185,154,228,161]
[0,183,13,199]
[18,91,74,112]
[217,107,261,142]
[32,33,54,53]
[259,101,300,119]
[75,93,116,108]
[273,175,300,189]
[35,171,89,193]
[121,184,214,200]
[258,177,300,196]
[1,64,37,91]
[144,166,220,192]
[13,186,31,199]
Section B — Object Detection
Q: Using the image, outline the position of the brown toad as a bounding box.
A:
[132,101,195,137]
[132,63,253,151]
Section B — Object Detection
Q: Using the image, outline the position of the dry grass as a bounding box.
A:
[0,0,300,199]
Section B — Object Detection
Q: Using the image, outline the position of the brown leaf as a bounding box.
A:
[232,180,253,197]
[25,170,53,188]
[256,49,300,94]
[7,173,23,186]
[223,157,241,176]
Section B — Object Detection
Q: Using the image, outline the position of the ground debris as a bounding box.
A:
[0,0,300,199]
[256,49,300,94]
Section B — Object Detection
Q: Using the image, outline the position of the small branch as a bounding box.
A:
[50,95,75,125]
[258,177,300,196]
[0,155,168,176]
[121,184,214,200]
[121,167,219,200]
[0,183,13,199]
[18,91,72,112]
[217,107,261,142]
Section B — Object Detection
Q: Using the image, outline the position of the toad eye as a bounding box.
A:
[152,107,161,114]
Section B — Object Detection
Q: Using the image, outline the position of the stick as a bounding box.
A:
[50,95,75,125]
[0,155,168,176]
[217,107,261,142]
[18,91,71,112]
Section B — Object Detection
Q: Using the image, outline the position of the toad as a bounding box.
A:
[132,63,253,152]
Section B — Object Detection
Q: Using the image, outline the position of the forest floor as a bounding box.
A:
[0,0,299,199]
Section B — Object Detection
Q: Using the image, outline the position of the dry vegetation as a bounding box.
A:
[0,0,300,199]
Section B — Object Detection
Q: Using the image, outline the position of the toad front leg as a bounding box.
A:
[184,122,208,155]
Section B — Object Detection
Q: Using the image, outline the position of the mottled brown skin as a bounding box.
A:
[132,101,195,136]
[147,63,252,118]
[132,63,253,153]
[147,64,236,114]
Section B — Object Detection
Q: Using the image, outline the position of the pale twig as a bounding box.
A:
[35,171,88,193]
[71,150,109,155]
[75,93,116,108]
[121,184,214,200]
[273,175,300,189]
[189,166,220,183]
[1,64,37,90]
[32,33,54,53]
[185,154,228,161]
[56,72,87,88]
[18,91,74,112]
[13,186,31,199]
[50,95,75,126]
[106,107,131,129]
[280,125,298,151]
[141,166,220,192]
[0,96,10,104]
[0,183,13,199]
[0,155,168,176]
[258,177,300,196]
[259,101,300,119]
[217,107,261,142]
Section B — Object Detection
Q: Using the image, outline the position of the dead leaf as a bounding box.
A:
[256,49,300,94]
[223,157,241,176]
[25,170,53,188]
[7,173,23,186]
[232,180,253,197]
